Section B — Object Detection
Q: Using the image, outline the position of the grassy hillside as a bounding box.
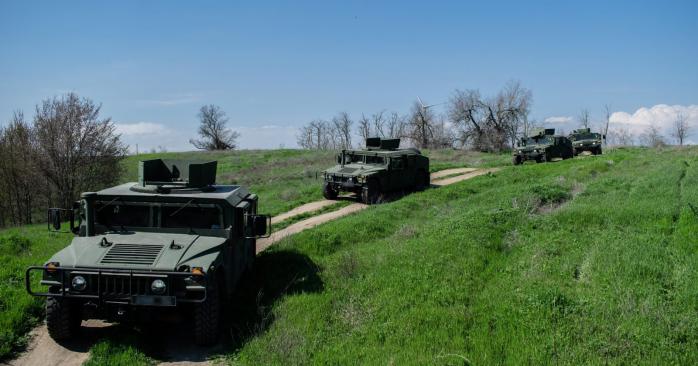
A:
[4,147,697,364]
[0,148,504,361]
[119,149,505,217]
[221,147,698,365]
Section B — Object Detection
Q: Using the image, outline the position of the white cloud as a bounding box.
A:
[114,122,170,136]
[609,104,698,138]
[544,116,573,124]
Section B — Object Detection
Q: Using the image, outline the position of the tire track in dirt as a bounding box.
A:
[9,167,499,366]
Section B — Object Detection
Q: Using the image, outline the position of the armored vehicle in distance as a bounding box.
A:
[322,138,430,204]
[26,159,270,345]
[513,128,574,165]
[569,128,604,155]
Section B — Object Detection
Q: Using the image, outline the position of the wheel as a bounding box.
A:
[596,147,603,155]
[536,154,547,163]
[46,297,81,341]
[512,155,523,165]
[414,170,429,191]
[361,178,381,204]
[322,182,338,200]
[194,278,221,345]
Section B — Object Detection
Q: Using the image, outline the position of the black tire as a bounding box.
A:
[322,182,338,200]
[46,297,81,341]
[361,178,381,204]
[194,278,221,346]
[536,154,547,163]
[596,147,602,155]
[414,170,429,191]
[512,155,523,165]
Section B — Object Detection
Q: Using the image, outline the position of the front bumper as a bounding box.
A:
[26,266,207,306]
[324,175,364,191]
[574,144,598,151]
[514,151,542,161]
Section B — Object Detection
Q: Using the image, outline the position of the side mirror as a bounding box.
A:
[49,209,61,230]
[337,154,342,164]
[516,142,520,147]
[246,214,271,238]
[47,207,77,234]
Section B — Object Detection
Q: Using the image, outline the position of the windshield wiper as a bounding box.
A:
[97,197,121,212]
[169,199,197,217]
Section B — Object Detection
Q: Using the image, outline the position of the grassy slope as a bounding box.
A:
[228,147,698,365]
[0,148,500,362]
[119,149,503,217]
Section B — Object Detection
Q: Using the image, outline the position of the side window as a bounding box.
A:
[390,158,405,170]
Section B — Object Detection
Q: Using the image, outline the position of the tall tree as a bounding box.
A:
[409,100,436,149]
[331,112,353,149]
[0,111,36,225]
[33,93,126,209]
[190,105,239,150]
[672,112,689,146]
[579,108,591,129]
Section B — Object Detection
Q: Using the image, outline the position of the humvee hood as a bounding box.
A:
[48,232,226,271]
[324,164,383,175]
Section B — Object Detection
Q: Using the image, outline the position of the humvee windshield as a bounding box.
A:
[522,135,551,145]
[345,153,385,165]
[94,201,222,229]
[570,132,599,141]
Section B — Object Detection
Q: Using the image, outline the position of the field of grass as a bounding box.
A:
[3,147,697,364]
[0,147,500,362]
[119,148,504,217]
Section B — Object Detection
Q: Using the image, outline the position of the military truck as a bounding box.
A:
[322,138,430,204]
[25,159,270,345]
[513,128,574,165]
[569,128,604,155]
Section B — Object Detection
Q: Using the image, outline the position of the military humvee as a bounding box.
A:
[26,159,270,345]
[513,128,574,165]
[569,128,604,155]
[322,138,430,204]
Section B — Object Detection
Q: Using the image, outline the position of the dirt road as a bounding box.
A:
[9,167,498,366]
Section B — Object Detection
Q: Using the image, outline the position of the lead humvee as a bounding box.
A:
[569,128,604,155]
[513,128,574,165]
[26,159,270,345]
[322,138,430,204]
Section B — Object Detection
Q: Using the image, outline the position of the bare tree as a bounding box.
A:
[297,120,332,150]
[371,110,386,138]
[409,100,436,148]
[672,112,689,146]
[357,114,372,144]
[607,126,634,146]
[579,108,591,129]
[448,81,532,151]
[190,105,239,150]
[640,123,666,148]
[385,112,407,139]
[33,93,126,209]
[331,112,353,149]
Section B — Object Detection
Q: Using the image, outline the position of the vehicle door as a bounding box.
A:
[388,156,407,190]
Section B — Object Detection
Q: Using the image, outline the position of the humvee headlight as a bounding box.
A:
[71,275,87,291]
[151,279,167,294]
[357,176,365,183]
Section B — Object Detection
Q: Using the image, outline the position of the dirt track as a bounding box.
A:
[9,167,497,366]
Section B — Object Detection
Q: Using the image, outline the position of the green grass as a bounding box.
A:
[0,226,73,360]
[227,147,697,365]
[4,147,697,364]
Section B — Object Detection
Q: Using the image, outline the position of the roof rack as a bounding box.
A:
[138,159,217,189]
[366,137,400,150]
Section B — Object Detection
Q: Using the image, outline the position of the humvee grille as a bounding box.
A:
[339,167,356,174]
[101,244,164,266]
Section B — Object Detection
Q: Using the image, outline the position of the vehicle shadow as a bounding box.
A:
[50,249,322,364]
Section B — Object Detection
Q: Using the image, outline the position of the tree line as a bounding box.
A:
[0,93,126,227]
[297,80,533,152]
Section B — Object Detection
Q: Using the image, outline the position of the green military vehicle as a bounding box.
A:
[569,128,604,155]
[513,128,574,165]
[322,137,430,204]
[26,159,270,345]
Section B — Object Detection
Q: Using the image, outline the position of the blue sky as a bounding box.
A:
[1,0,696,150]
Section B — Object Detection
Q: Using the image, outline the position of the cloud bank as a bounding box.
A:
[609,104,698,136]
